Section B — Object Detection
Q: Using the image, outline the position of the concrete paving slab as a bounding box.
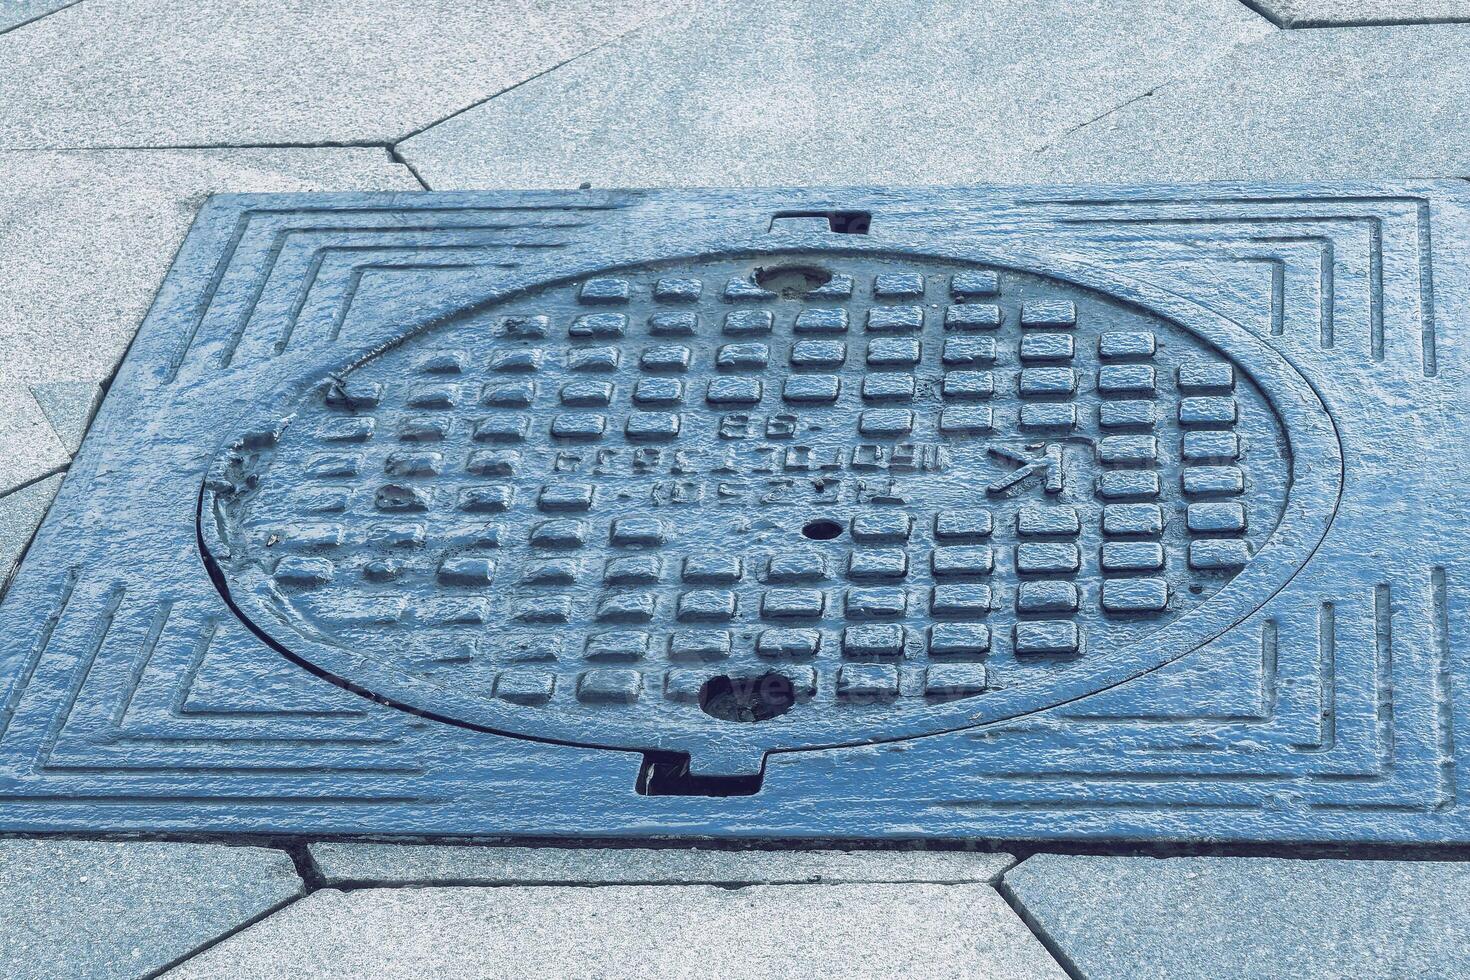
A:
[0,148,417,473]
[0,388,66,495]
[1031,24,1470,180]
[0,839,302,980]
[1005,854,1470,979]
[28,381,102,456]
[1252,1,1470,26]
[0,0,79,35]
[400,0,1272,189]
[0,472,62,597]
[165,883,1067,979]
[0,0,677,148]
[308,844,1015,885]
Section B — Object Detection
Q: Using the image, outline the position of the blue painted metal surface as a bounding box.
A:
[0,183,1465,842]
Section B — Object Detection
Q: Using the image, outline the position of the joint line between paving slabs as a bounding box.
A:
[0,464,67,504]
[388,6,691,157]
[282,842,327,890]
[1233,0,1470,28]
[0,464,69,603]
[388,146,431,191]
[0,140,396,152]
[1232,0,1286,27]
[0,0,86,38]
[139,889,307,979]
[318,874,1015,892]
[996,875,1086,980]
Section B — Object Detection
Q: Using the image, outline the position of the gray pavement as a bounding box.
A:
[0,840,302,980]
[1251,0,1470,26]
[0,0,676,147]
[308,843,1016,885]
[164,882,1066,979]
[1005,854,1470,979]
[2,0,1470,975]
[0,1,76,35]
[1031,23,1470,181]
[399,0,1274,189]
[0,472,62,595]
[26,380,101,457]
[0,387,67,498]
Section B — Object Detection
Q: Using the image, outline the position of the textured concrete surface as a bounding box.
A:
[0,840,302,980]
[0,0,79,34]
[27,381,101,457]
[166,883,1067,979]
[1006,854,1470,979]
[1254,0,1470,25]
[400,0,1272,189]
[0,472,62,595]
[1032,24,1470,180]
[0,148,416,476]
[0,0,676,148]
[309,844,1016,885]
[0,389,67,495]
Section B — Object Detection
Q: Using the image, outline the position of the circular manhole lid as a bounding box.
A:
[200,250,1339,776]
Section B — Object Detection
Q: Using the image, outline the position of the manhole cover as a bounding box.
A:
[200,252,1319,777]
[0,186,1462,842]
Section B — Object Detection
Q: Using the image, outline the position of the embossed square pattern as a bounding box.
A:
[1,184,1466,842]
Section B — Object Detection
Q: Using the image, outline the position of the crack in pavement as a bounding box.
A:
[1030,88,1162,156]
[1028,25,1280,156]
